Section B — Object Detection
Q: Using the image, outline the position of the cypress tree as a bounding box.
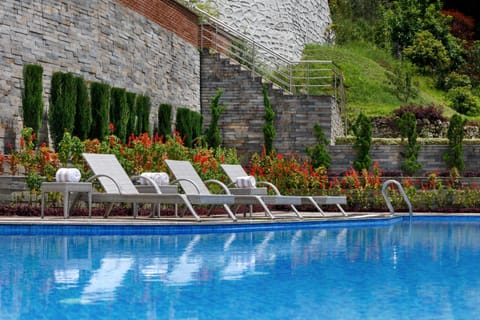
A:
[262,84,276,154]
[190,110,203,147]
[90,82,111,139]
[176,107,192,147]
[49,72,77,149]
[126,92,137,137]
[110,87,128,142]
[22,64,44,140]
[205,89,226,149]
[444,114,467,172]
[352,113,372,171]
[136,95,151,134]
[73,76,92,140]
[158,103,173,140]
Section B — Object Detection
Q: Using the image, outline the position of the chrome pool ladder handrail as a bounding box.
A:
[381,179,413,220]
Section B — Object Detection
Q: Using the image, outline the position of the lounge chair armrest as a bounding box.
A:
[204,179,232,195]
[87,174,122,193]
[131,175,162,194]
[171,178,201,194]
[256,181,282,195]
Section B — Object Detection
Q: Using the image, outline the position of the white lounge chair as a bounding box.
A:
[165,160,304,220]
[221,164,348,217]
[82,153,235,221]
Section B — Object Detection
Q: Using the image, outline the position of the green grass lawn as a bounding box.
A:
[301,42,462,119]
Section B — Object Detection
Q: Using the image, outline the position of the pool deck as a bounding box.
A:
[0,210,453,226]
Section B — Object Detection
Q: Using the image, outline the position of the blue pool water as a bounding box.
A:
[1,218,480,319]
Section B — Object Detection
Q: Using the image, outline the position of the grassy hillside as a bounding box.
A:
[302,42,451,119]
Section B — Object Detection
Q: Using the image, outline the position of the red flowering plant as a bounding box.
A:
[247,147,332,196]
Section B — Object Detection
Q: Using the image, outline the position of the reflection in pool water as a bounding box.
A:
[1,221,480,319]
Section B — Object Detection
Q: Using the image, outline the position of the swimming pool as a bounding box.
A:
[1,217,480,319]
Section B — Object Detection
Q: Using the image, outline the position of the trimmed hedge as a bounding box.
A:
[90,82,111,139]
[22,64,44,141]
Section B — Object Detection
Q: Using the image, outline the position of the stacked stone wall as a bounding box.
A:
[0,0,200,151]
[201,52,342,160]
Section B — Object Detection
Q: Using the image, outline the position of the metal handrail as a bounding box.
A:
[195,7,345,104]
[381,180,413,220]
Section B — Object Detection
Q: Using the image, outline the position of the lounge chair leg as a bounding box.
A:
[308,197,325,216]
[337,204,348,216]
[290,205,303,219]
[104,203,114,218]
[223,204,237,221]
[180,195,201,221]
[256,196,275,219]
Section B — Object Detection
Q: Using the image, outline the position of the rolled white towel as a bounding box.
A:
[55,168,81,183]
[140,172,170,186]
[235,175,256,188]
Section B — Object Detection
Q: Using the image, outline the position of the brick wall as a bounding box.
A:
[116,0,199,46]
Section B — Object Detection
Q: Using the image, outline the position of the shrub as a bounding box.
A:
[444,114,467,172]
[403,30,450,75]
[90,82,111,139]
[190,110,203,147]
[136,95,151,134]
[73,76,91,140]
[398,111,422,175]
[306,123,331,169]
[205,89,226,149]
[393,104,446,122]
[157,103,172,140]
[352,113,372,170]
[126,92,137,137]
[176,108,193,148]
[447,86,480,116]
[386,61,418,102]
[22,64,44,141]
[110,87,128,142]
[49,72,77,149]
[262,84,276,154]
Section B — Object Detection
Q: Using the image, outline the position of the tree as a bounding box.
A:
[205,89,226,149]
[306,123,331,169]
[49,72,77,148]
[22,64,44,141]
[73,76,91,140]
[157,103,172,140]
[444,114,467,172]
[110,87,128,142]
[126,92,137,137]
[398,111,422,175]
[262,84,276,154]
[352,113,372,170]
[90,82,111,139]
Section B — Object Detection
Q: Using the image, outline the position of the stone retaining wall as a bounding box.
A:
[201,52,343,159]
[329,145,480,174]
[0,0,200,151]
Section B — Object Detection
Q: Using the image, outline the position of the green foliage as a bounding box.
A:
[22,64,44,140]
[126,92,137,137]
[444,114,467,172]
[190,111,203,147]
[157,103,172,140]
[447,87,480,116]
[110,87,128,142]
[136,95,151,134]
[403,30,450,75]
[352,113,372,170]
[306,123,331,169]
[176,108,193,148]
[49,72,77,149]
[262,84,276,154]
[398,111,422,175]
[386,61,418,102]
[90,82,111,139]
[205,89,226,149]
[73,76,91,140]
[57,131,85,166]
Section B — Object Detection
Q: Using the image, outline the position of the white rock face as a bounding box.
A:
[208,0,332,60]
